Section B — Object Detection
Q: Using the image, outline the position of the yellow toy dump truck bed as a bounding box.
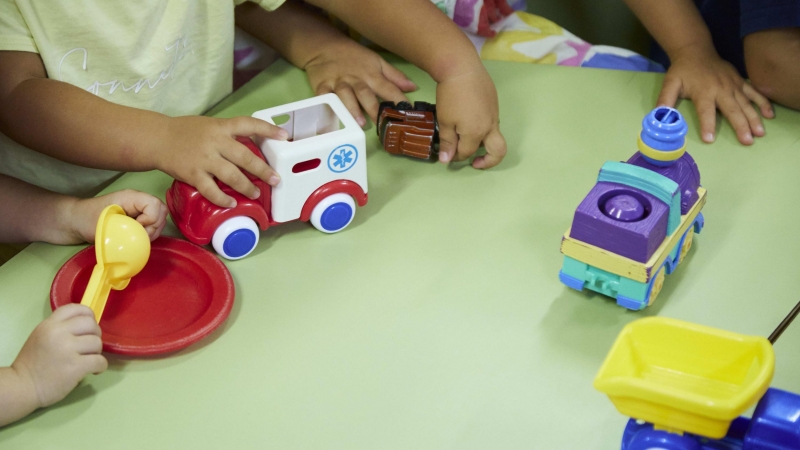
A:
[594,317,774,439]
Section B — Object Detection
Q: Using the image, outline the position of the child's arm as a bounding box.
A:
[0,174,167,244]
[236,1,417,127]
[311,0,506,168]
[624,0,774,145]
[1,304,106,427]
[0,51,286,208]
[246,0,506,168]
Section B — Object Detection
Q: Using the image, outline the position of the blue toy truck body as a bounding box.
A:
[621,388,800,450]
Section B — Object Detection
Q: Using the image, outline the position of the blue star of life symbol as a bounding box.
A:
[327,144,358,173]
[333,149,352,168]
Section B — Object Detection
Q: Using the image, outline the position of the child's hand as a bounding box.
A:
[11,304,107,409]
[72,190,168,243]
[659,50,774,145]
[157,116,289,208]
[436,68,507,169]
[305,41,417,126]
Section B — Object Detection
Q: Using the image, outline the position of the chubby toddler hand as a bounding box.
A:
[435,67,507,169]
[659,50,773,145]
[11,304,107,409]
[305,40,417,127]
[158,116,289,208]
[73,189,168,243]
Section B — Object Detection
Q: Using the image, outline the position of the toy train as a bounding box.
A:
[559,106,705,310]
[596,317,800,450]
[167,94,368,260]
[377,101,438,160]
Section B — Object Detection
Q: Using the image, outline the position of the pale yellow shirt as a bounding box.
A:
[0,0,284,196]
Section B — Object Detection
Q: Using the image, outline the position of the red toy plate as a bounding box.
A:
[51,237,234,356]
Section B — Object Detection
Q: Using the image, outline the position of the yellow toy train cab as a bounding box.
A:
[594,317,775,439]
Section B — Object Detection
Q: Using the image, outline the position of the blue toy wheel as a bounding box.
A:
[310,193,356,234]
[626,428,702,450]
[211,216,260,260]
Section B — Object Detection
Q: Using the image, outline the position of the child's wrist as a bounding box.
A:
[22,189,83,244]
[57,196,85,244]
[153,116,180,174]
[5,364,42,411]
[427,51,484,84]
[301,38,351,70]
[0,366,38,426]
[667,41,717,64]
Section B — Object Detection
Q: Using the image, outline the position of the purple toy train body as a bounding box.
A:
[559,107,706,310]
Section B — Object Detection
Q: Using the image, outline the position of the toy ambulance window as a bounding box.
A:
[292,158,321,173]
[272,103,343,142]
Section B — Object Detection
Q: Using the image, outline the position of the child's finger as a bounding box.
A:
[81,354,108,376]
[734,89,764,137]
[695,96,718,143]
[195,175,236,209]
[212,159,260,200]
[73,335,103,355]
[473,128,507,169]
[438,123,458,163]
[138,204,168,240]
[380,59,417,92]
[116,190,163,223]
[150,215,168,240]
[134,195,163,224]
[225,116,288,140]
[372,77,408,104]
[133,204,159,227]
[143,224,158,240]
[743,82,774,119]
[334,84,367,127]
[657,76,682,107]
[453,131,482,162]
[51,303,95,322]
[64,314,102,337]
[224,140,280,188]
[718,95,753,145]
[353,81,381,124]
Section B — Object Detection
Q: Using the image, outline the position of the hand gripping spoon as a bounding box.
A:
[80,205,151,322]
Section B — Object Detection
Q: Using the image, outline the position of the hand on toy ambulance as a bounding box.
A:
[436,66,507,169]
[71,189,168,243]
[1,304,106,426]
[156,116,288,208]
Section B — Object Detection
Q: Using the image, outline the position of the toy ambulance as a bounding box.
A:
[167,94,368,260]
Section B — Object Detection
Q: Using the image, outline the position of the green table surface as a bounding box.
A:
[2,57,800,449]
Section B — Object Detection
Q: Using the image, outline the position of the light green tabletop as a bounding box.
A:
[2,57,800,449]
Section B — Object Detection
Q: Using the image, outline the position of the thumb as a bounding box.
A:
[438,123,458,163]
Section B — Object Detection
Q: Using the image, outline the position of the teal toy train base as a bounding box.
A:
[560,214,703,310]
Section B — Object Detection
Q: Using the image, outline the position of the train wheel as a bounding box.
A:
[678,227,695,263]
[212,216,259,260]
[647,267,666,306]
[310,193,356,234]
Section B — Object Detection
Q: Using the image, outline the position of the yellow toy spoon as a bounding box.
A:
[80,205,151,322]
